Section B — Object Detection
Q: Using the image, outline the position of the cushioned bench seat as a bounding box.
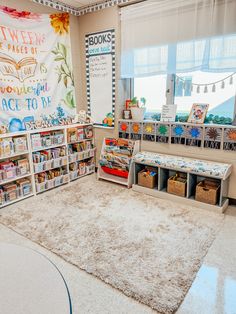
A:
[134,151,232,180]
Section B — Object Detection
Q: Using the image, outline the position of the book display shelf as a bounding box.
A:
[98,138,140,188]
[0,123,95,208]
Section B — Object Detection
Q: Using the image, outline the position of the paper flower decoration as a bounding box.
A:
[227,129,236,141]
[50,13,69,35]
[144,124,153,133]
[189,127,200,138]
[132,123,140,133]
[173,125,184,136]
[207,128,219,140]
[120,122,128,132]
[158,125,168,135]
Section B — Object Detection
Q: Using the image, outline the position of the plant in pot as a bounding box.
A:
[130,97,146,121]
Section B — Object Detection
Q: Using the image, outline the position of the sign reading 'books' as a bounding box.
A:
[85,29,115,127]
[0,6,76,133]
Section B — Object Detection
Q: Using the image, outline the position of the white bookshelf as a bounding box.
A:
[97,138,140,188]
[0,123,95,208]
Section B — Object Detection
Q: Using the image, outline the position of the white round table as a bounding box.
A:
[0,243,72,314]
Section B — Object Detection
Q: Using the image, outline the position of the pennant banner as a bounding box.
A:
[0,6,76,133]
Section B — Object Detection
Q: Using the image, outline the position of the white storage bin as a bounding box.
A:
[34,162,44,173]
[54,176,62,186]
[77,152,83,161]
[61,156,67,166]
[44,160,52,171]
[53,158,61,168]
[46,179,55,189]
[69,154,77,163]
[89,149,95,157]
[70,170,78,181]
[62,174,69,183]
[36,182,46,193]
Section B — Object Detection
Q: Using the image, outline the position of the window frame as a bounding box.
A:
[130,74,236,124]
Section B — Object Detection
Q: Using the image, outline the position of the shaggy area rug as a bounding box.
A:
[0,175,223,313]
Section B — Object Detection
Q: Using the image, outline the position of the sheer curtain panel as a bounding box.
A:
[120,0,236,78]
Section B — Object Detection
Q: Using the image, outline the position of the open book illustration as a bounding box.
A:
[0,53,37,82]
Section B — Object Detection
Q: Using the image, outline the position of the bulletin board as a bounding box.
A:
[85,29,115,127]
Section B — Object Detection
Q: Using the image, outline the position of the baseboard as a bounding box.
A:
[229,198,236,206]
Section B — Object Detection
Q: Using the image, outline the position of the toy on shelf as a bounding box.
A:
[98,137,140,188]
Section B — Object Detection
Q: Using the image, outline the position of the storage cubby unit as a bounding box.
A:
[0,123,95,208]
[132,151,232,213]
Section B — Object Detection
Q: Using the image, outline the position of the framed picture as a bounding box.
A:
[188,103,209,124]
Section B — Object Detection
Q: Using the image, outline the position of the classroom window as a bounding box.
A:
[175,71,235,124]
[133,71,236,124]
[133,74,167,120]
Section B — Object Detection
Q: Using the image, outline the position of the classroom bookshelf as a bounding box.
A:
[0,123,95,208]
[98,138,140,188]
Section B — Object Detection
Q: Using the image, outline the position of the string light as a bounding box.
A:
[221,80,225,89]
[197,86,200,93]
[204,85,208,93]
[212,84,216,92]
[230,76,233,85]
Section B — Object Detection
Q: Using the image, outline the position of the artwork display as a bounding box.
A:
[118,121,130,139]
[185,126,203,147]
[171,124,186,144]
[119,120,236,152]
[156,124,170,143]
[130,122,142,140]
[0,6,76,133]
[204,127,222,150]
[223,128,236,151]
[143,123,155,142]
[187,103,209,124]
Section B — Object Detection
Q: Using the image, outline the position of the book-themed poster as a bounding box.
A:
[85,29,115,127]
[0,6,76,133]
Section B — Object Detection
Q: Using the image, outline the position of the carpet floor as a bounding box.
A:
[0,174,223,313]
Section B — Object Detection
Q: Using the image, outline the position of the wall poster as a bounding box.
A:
[0,6,76,133]
[85,29,115,127]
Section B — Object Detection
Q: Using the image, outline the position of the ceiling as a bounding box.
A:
[58,0,104,9]
[32,0,141,15]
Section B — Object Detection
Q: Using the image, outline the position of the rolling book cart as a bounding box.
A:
[98,138,140,188]
[132,151,232,213]
[0,123,95,208]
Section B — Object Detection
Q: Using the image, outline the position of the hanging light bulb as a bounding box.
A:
[197,85,200,93]
[221,80,225,89]
[204,85,208,93]
[212,84,216,92]
[230,75,233,85]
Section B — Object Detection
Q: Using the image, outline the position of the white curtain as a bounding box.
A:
[120,0,236,78]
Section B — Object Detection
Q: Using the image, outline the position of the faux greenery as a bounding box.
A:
[151,112,233,125]
[131,97,147,108]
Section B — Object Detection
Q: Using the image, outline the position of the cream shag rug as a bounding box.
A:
[0,175,223,313]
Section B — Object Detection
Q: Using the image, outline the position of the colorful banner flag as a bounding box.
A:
[0,6,76,133]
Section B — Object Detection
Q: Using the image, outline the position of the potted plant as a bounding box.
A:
[130,97,146,121]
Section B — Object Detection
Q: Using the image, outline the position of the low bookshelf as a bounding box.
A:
[132,151,232,213]
[0,123,95,208]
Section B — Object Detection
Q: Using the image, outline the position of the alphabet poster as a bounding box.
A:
[85,29,115,127]
[0,6,76,133]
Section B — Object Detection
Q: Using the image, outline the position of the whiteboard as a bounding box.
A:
[85,30,115,127]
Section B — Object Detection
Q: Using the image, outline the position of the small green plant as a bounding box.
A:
[130,96,146,108]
